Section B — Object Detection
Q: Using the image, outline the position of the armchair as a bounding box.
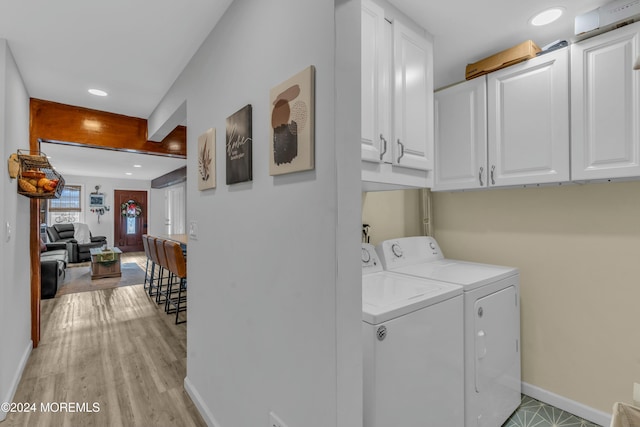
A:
[46,223,107,263]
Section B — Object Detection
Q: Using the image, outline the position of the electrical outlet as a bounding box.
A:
[269,411,288,427]
[633,382,640,406]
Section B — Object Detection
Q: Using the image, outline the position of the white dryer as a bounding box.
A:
[376,236,520,427]
[361,243,464,427]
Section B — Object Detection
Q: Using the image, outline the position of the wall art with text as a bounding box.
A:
[226,105,253,184]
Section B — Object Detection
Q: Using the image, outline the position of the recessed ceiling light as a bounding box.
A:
[88,88,108,97]
[133,164,142,168]
[125,172,133,176]
[530,7,564,26]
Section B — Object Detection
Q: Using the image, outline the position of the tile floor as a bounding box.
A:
[503,395,603,427]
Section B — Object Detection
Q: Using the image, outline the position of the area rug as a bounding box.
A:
[56,262,146,296]
[67,261,91,268]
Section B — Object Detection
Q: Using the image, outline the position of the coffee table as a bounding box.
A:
[90,247,123,279]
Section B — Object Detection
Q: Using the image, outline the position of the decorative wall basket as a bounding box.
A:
[15,149,65,199]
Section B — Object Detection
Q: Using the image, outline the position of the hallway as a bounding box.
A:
[4,284,204,426]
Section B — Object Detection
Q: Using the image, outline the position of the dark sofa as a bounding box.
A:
[40,242,68,299]
[46,223,107,263]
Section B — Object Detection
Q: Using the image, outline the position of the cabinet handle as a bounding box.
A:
[490,165,496,185]
[397,139,405,163]
[479,166,484,186]
[379,134,387,161]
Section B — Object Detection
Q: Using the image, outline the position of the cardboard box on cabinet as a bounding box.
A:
[465,40,541,80]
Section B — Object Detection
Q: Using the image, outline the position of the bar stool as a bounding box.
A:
[163,239,187,324]
[142,235,153,292]
[147,237,162,299]
[154,238,173,305]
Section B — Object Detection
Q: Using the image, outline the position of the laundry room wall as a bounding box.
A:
[0,39,32,422]
[147,1,362,426]
[432,181,640,415]
[361,189,423,245]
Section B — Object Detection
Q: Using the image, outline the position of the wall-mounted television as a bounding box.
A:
[89,194,105,207]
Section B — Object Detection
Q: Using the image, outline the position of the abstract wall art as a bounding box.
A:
[226,104,253,184]
[197,128,216,190]
[269,66,315,176]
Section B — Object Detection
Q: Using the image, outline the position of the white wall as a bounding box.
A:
[0,40,33,422]
[148,1,362,426]
[148,181,187,237]
[149,187,167,237]
[54,174,151,248]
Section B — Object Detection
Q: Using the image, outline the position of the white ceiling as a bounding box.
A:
[0,0,233,118]
[1,0,613,117]
[41,141,186,181]
[389,0,607,89]
[1,0,612,179]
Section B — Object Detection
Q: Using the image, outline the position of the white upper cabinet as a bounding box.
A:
[361,0,434,190]
[487,48,570,187]
[393,20,434,172]
[434,77,487,191]
[434,48,569,191]
[361,0,390,164]
[571,21,640,181]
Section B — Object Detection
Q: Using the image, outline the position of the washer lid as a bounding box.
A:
[394,259,518,291]
[362,271,461,325]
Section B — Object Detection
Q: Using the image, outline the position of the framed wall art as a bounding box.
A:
[269,65,315,176]
[226,104,253,184]
[89,193,105,207]
[197,128,216,190]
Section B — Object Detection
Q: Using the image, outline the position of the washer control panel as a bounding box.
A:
[376,236,444,270]
[362,243,383,274]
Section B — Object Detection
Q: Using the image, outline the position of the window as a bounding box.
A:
[49,185,81,212]
[48,185,82,224]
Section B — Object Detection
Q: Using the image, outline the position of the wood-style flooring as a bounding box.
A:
[4,281,204,426]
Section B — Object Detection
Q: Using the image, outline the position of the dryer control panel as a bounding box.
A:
[376,236,444,270]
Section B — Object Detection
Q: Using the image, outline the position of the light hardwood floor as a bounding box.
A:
[4,281,204,426]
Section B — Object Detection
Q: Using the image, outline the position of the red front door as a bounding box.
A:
[114,190,147,252]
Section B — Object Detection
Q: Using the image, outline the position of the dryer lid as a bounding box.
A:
[362,271,461,324]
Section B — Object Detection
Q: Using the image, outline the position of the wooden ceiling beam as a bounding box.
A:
[30,99,186,157]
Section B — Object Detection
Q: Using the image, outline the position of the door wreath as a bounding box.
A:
[121,199,142,218]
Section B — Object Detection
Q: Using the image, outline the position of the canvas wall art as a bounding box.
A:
[269,65,315,176]
[197,128,216,190]
[226,104,253,184]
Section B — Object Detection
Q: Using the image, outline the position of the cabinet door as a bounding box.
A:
[487,48,570,186]
[571,22,640,181]
[434,77,487,191]
[361,0,390,163]
[393,19,433,171]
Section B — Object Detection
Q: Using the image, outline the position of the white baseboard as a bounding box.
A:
[184,376,220,427]
[0,341,32,423]
[522,382,612,427]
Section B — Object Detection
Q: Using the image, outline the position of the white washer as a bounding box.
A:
[376,236,521,427]
[361,243,464,427]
